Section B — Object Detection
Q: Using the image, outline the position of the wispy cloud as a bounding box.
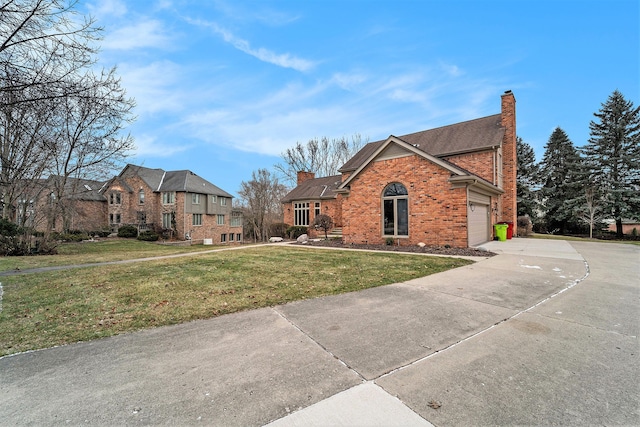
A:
[87,0,127,18]
[189,19,316,72]
[102,19,173,50]
[133,134,191,157]
[117,60,186,115]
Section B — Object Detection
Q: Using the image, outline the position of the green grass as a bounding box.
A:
[0,245,472,356]
[0,239,246,272]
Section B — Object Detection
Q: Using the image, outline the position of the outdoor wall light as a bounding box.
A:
[469,202,475,212]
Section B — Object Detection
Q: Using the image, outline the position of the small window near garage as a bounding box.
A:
[229,233,234,242]
[221,233,227,243]
[237,233,242,242]
[193,213,202,226]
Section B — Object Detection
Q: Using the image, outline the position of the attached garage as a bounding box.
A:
[468,191,491,247]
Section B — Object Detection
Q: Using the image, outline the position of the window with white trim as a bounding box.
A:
[162,212,175,229]
[162,192,175,204]
[314,202,321,217]
[217,214,225,225]
[193,213,202,226]
[192,193,200,204]
[294,202,309,226]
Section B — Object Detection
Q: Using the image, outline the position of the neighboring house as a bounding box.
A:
[101,164,243,244]
[9,176,107,233]
[282,91,517,248]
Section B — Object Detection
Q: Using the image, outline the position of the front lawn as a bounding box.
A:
[0,246,472,356]
[0,239,244,272]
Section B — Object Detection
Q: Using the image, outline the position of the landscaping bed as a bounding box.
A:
[297,239,496,257]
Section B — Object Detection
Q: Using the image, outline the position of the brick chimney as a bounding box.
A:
[500,90,517,228]
[297,171,315,185]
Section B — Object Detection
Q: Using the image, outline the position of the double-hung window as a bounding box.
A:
[193,214,202,226]
[162,192,175,204]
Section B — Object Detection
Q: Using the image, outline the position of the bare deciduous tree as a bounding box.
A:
[274,134,367,186]
[237,169,288,242]
[0,0,135,234]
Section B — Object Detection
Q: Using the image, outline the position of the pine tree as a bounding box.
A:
[538,127,584,234]
[583,90,640,237]
[516,137,540,221]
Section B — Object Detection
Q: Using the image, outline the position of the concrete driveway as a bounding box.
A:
[0,239,638,426]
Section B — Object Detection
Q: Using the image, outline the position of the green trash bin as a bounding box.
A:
[494,223,508,241]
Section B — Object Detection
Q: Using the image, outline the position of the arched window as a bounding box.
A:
[382,183,408,237]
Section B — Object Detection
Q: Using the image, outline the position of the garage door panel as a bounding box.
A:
[468,204,489,246]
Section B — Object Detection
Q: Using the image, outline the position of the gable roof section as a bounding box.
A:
[340,114,504,172]
[123,164,165,191]
[159,170,233,198]
[338,136,471,191]
[281,175,342,203]
[114,164,233,198]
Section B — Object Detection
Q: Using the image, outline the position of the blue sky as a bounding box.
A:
[85,0,639,197]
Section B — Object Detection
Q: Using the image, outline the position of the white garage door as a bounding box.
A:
[468,193,490,247]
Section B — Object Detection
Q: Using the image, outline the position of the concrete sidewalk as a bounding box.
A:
[0,239,638,426]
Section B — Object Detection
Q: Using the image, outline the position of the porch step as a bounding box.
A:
[327,227,343,238]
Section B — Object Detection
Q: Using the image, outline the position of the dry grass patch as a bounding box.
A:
[0,246,472,356]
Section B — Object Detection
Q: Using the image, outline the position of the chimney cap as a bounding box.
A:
[504,90,512,94]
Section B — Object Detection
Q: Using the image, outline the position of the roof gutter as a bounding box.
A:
[448,175,503,195]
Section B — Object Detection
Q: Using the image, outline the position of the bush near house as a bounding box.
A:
[117,225,138,238]
[137,231,159,241]
[286,226,308,239]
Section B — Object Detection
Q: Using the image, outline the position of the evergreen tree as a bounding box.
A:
[516,137,540,221]
[538,127,584,234]
[583,90,640,237]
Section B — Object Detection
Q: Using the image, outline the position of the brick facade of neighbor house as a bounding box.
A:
[103,165,243,244]
[282,91,517,248]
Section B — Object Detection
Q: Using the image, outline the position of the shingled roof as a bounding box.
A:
[159,170,233,197]
[281,175,342,203]
[114,164,233,198]
[339,114,504,172]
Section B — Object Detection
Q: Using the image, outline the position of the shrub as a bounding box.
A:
[286,226,308,239]
[517,215,533,236]
[91,230,111,238]
[385,237,394,246]
[137,230,159,241]
[313,214,334,239]
[270,222,289,238]
[59,233,89,242]
[117,224,138,238]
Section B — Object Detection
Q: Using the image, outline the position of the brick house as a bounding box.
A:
[10,176,107,233]
[282,91,517,248]
[101,165,243,244]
